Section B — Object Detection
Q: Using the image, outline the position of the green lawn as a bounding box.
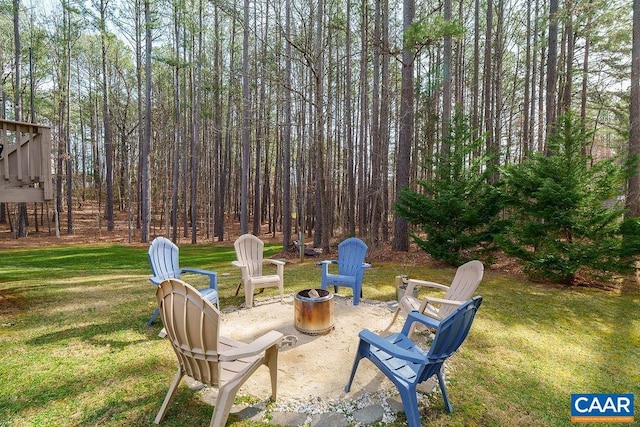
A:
[1,243,638,426]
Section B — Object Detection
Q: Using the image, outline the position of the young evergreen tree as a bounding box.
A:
[499,114,639,284]
[395,113,503,265]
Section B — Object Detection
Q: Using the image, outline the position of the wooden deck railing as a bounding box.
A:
[0,119,53,203]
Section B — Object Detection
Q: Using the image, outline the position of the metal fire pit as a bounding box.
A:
[294,289,334,335]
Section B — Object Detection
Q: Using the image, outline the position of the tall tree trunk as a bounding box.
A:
[482,0,494,180]
[314,0,328,252]
[545,0,559,145]
[240,0,250,234]
[134,0,142,233]
[14,0,28,238]
[627,0,640,218]
[170,0,180,242]
[100,0,114,231]
[345,0,355,237]
[358,0,368,238]
[380,0,390,242]
[218,3,238,242]
[254,3,268,236]
[392,0,414,252]
[64,3,73,234]
[561,0,573,115]
[140,0,151,242]
[213,4,225,241]
[523,0,532,155]
[190,0,203,243]
[282,0,292,250]
[442,0,452,149]
[471,0,480,143]
[370,0,382,244]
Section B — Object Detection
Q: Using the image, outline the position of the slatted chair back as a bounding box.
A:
[148,237,181,281]
[336,237,369,278]
[438,260,484,318]
[234,234,265,278]
[156,278,222,385]
[319,237,371,305]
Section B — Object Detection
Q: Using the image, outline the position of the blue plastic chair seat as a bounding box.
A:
[345,296,483,427]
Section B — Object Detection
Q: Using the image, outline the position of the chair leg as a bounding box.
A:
[437,368,453,413]
[154,369,183,424]
[244,283,253,307]
[344,356,361,392]
[344,339,367,392]
[384,307,402,333]
[147,307,160,326]
[397,385,421,427]
[210,366,261,427]
[353,286,361,305]
[265,345,279,400]
[210,384,239,427]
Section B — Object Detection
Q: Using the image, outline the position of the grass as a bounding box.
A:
[1,242,639,426]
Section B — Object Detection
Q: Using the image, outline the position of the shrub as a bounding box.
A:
[395,114,504,265]
[497,114,638,284]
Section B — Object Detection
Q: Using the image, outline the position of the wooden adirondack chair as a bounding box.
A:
[154,278,285,427]
[146,237,219,325]
[232,234,285,308]
[318,237,371,305]
[345,296,483,427]
[388,260,483,330]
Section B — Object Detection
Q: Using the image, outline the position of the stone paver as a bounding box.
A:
[353,404,385,425]
[309,411,350,427]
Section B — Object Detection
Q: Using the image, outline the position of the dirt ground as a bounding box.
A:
[218,293,405,402]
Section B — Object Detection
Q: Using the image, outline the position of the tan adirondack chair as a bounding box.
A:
[388,260,484,330]
[154,278,285,427]
[232,234,285,308]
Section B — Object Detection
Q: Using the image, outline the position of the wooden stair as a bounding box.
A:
[0,119,52,203]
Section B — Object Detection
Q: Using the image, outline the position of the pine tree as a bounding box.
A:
[499,114,638,284]
[395,113,503,265]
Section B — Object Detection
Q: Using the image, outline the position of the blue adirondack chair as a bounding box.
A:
[318,237,371,305]
[146,237,219,325]
[345,296,483,427]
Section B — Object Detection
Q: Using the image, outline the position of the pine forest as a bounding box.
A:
[0,0,638,256]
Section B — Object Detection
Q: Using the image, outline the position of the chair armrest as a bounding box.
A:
[231,260,248,270]
[400,311,441,336]
[423,296,464,306]
[149,276,163,285]
[363,263,371,269]
[181,268,217,289]
[264,259,285,276]
[405,279,449,295]
[314,260,336,275]
[358,329,426,364]
[218,330,285,361]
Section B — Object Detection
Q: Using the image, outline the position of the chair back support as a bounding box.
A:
[149,237,181,280]
[418,296,482,381]
[337,237,368,278]
[234,234,265,278]
[439,260,484,318]
[156,278,221,386]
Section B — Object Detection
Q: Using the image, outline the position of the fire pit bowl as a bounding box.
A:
[294,289,334,335]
